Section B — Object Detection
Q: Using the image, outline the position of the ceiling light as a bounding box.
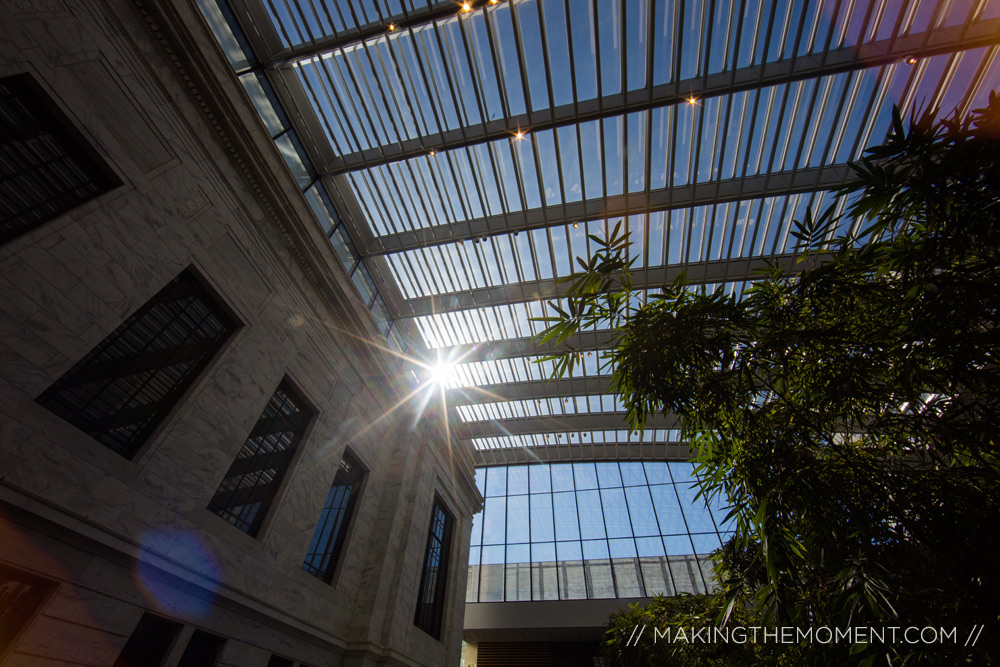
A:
[461,2,471,11]
[906,56,918,64]
[388,22,396,31]
[687,96,697,105]
[514,130,525,140]
[429,149,436,156]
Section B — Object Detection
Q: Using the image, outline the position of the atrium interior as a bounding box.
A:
[0,0,997,665]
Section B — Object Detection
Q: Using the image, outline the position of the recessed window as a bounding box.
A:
[176,630,225,667]
[266,656,293,667]
[36,270,237,459]
[208,379,313,536]
[113,613,182,667]
[0,564,56,656]
[302,452,365,583]
[414,497,454,639]
[0,74,116,246]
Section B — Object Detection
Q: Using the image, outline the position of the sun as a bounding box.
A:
[428,360,458,387]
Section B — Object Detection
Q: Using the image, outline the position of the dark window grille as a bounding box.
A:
[414,497,454,639]
[37,270,236,459]
[208,380,313,536]
[176,630,225,667]
[113,613,182,667]
[302,452,365,582]
[0,74,116,245]
[0,564,56,655]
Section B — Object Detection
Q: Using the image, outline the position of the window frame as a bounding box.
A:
[0,73,120,246]
[413,495,455,640]
[112,613,183,667]
[0,564,58,662]
[207,377,316,538]
[35,267,239,460]
[302,449,367,585]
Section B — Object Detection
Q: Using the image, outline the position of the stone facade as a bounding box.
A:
[0,0,480,665]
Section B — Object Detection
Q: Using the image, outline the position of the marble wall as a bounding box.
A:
[0,0,479,665]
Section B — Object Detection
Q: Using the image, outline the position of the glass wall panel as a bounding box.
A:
[467,462,727,601]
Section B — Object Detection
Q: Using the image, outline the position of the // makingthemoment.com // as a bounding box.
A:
[623,624,985,647]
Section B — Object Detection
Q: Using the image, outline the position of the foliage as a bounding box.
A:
[601,587,829,667]
[540,94,1000,665]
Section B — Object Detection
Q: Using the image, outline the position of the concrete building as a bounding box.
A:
[1,0,997,666]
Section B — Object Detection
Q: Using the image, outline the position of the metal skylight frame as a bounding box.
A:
[201,0,1000,466]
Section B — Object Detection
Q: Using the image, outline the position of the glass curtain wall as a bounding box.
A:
[467,461,733,602]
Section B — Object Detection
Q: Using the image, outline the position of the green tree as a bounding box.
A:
[539,94,1000,665]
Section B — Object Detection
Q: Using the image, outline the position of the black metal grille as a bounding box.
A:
[414,497,454,639]
[113,613,182,667]
[208,380,313,537]
[302,452,365,582]
[37,271,236,459]
[0,74,115,245]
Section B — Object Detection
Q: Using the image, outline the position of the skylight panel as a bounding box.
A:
[470,142,504,216]
[439,19,483,126]
[578,120,603,198]
[489,3,528,116]
[625,0,649,89]
[546,225,569,277]
[515,0,551,112]
[597,0,623,96]
[766,0,796,63]
[565,222,587,269]
[372,38,420,139]
[678,0,705,80]
[778,78,816,171]
[568,0,598,101]
[492,139,523,213]
[279,0,991,167]
[325,50,374,151]
[706,0,734,75]
[457,393,624,423]
[262,0,306,47]
[696,96,722,182]
[797,0,823,57]
[538,0,572,106]
[509,230,534,281]
[604,115,624,197]
[555,125,583,202]
[512,137,543,209]
[418,22,462,131]
[292,62,343,155]
[465,10,506,120]
[394,28,440,135]
[447,243,477,291]
[348,45,397,146]
[672,100,696,186]
[429,152,468,222]
[627,111,646,192]
[447,149,487,219]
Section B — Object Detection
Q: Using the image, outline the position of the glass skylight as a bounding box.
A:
[199,0,1000,463]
